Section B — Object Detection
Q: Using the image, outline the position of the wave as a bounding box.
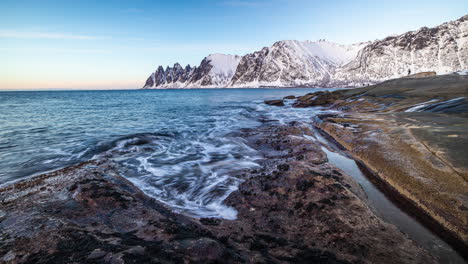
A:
[78,129,260,219]
[1,89,332,218]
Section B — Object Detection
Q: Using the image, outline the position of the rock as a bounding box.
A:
[88,249,107,259]
[313,75,468,251]
[277,164,290,171]
[284,95,296,99]
[405,71,436,79]
[293,91,343,108]
[311,91,343,105]
[221,122,437,263]
[0,251,16,262]
[126,246,145,255]
[186,238,224,263]
[0,117,440,263]
[142,54,241,88]
[0,161,241,263]
[264,99,285,106]
[296,179,315,191]
[200,217,221,226]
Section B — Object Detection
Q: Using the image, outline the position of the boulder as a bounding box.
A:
[264,99,285,106]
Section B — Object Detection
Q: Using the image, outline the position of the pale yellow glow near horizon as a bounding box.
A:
[0,79,141,90]
[1,45,152,90]
[1,61,145,90]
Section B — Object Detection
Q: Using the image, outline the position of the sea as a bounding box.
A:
[0,88,328,219]
[1,88,465,263]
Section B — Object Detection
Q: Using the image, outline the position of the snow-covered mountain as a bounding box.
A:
[229,40,368,88]
[143,15,468,89]
[332,14,468,87]
[143,54,241,88]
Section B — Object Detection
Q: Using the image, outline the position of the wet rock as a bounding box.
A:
[186,238,225,263]
[277,164,290,171]
[0,120,438,263]
[88,249,107,259]
[200,217,221,226]
[284,95,296,99]
[0,161,242,263]
[296,179,315,192]
[221,122,436,263]
[264,99,285,106]
[293,91,344,108]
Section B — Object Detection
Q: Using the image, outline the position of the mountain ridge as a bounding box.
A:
[143,15,468,89]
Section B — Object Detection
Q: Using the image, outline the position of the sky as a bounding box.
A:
[1,0,466,90]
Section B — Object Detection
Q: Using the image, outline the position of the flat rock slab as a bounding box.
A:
[317,112,468,248]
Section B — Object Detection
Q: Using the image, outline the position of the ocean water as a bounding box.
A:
[0,88,330,219]
[1,88,465,262]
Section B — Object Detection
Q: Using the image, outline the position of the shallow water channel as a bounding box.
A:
[304,131,466,263]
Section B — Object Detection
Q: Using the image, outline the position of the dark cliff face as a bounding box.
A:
[188,57,214,85]
[172,63,185,83]
[181,65,192,82]
[144,75,154,88]
[230,47,268,85]
[165,66,174,83]
[155,66,166,86]
[143,64,195,88]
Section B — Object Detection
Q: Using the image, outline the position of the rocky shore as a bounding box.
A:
[277,73,468,259]
[0,121,438,263]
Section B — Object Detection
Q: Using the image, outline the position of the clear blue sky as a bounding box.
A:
[1,0,466,89]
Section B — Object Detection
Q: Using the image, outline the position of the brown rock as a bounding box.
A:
[264,99,284,106]
[405,71,436,78]
[293,91,344,108]
[186,238,225,263]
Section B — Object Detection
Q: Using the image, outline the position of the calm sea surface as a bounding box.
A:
[0,88,329,218]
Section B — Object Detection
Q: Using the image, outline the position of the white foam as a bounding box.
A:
[405,97,465,112]
[405,99,440,112]
[43,147,71,156]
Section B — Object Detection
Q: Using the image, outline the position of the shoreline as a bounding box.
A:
[0,121,439,263]
[315,125,468,260]
[1,75,467,262]
[282,73,468,261]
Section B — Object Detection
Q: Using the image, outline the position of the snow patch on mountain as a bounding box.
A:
[287,40,368,66]
[206,54,241,86]
[207,54,241,77]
